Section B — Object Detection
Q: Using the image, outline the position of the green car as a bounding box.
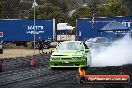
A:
[50,41,91,68]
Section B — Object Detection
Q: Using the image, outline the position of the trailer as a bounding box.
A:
[76,16,132,41]
[0,19,55,48]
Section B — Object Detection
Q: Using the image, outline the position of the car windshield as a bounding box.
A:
[57,42,83,50]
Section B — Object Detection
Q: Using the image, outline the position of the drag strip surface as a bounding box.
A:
[0,54,132,88]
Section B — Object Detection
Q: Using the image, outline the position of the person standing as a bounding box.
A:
[38,40,44,54]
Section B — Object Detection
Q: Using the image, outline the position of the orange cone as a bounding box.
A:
[30,56,35,66]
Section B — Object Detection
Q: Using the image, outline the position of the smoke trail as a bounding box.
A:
[90,35,132,67]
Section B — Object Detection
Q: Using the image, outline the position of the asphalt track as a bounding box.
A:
[0,54,132,88]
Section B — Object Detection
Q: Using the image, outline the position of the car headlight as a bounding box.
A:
[50,58,60,60]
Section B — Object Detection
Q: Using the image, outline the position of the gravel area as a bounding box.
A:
[0,49,53,59]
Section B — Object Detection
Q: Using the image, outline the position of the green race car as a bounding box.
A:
[50,41,91,68]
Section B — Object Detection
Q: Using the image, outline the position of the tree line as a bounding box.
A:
[0,0,128,26]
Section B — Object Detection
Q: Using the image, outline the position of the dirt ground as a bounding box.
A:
[0,48,53,59]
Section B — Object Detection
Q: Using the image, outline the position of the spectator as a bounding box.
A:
[38,40,44,54]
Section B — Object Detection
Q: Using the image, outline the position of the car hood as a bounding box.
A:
[51,50,84,56]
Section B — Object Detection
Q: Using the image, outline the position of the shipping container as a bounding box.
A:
[76,16,132,41]
[0,19,55,48]
[0,19,55,42]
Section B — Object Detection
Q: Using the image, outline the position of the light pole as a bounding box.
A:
[91,0,96,38]
[32,0,38,54]
[92,0,96,29]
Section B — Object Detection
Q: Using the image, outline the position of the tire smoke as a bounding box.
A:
[90,35,132,67]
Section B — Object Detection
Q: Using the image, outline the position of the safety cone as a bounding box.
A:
[30,56,35,66]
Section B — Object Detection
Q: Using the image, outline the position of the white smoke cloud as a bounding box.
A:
[90,35,132,67]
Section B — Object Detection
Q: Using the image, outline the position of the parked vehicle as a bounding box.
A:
[85,37,111,52]
[0,19,55,48]
[0,19,75,48]
[1,16,131,49]
[85,37,111,46]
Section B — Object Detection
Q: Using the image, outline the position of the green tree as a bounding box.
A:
[0,0,20,19]
[70,0,128,26]
[28,3,66,22]
[103,0,128,17]
[0,1,3,18]
[70,6,92,26]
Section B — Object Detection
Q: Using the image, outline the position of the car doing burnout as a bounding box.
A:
[50,41,91,68]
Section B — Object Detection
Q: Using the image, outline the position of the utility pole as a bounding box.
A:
[92,0,96,29]
[91,0,96,37]
[32,0,38,54]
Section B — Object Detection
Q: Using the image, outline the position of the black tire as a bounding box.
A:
[43,45,50,49]
[0,49,3,54]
